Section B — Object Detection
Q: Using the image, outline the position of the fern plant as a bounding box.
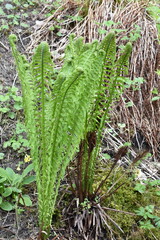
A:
[64,34,133,240]
[68,33,132,204]
[9,33,131,238]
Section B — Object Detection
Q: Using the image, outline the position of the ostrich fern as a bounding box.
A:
[70,33,132,202]
[9,33,131,238]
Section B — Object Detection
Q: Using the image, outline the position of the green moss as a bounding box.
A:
[52,208,63,228]
[94,163,160,239]
[129,228,160,240]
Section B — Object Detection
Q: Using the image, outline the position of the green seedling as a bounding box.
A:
[134,179,160,230]
[135,205,160,230]
[0,86,23,119]
[134,179,160,195]
[3,121,29,152]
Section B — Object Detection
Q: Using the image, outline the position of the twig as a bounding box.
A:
[0,41,9,51]
[0,226,16,235]
[102,207,137,216]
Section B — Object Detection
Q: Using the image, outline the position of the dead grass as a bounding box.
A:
[27,0,160,166]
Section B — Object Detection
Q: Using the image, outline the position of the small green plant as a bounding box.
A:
[121,24,141,42]
[135,205,160,230]
[3,121,29,152]
[97,19,141,45]
[146,3,160,41]
[0,85,29,154]
[156,69,160,76]
[80,197,91,210]
[0,86,23,119]
[0,163,35,211]
[134,179,160,195]
[97,20,125,36]
[151,87,160,101]
[124,77,145,90]
[0,0,37,32]
[134,179,160,230]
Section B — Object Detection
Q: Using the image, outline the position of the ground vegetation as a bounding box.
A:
[0,0,160,239]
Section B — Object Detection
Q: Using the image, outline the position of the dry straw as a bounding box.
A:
[26,0,160,171]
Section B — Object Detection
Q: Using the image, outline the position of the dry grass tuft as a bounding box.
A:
[27,0,160,164]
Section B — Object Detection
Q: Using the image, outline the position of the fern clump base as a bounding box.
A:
[65,160,160,240]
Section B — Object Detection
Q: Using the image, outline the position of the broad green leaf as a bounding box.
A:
[5,4,14,10]
[0,177,6,183]
[2,187,12,197]
[152,96,160,101]
[12,174,23,186]
[22,175,36,185]
[102,153,111,160]
[21,139,29,147]
[0,168,9,179]
[22,164,34,178]
[0,196,2,204]
[6,167,16,181]
[12,141,21,150]
[134,183,146,193]
[0,95,10,101]
[12,95,22,102]
[8,112,15,119]
[0,107,10,113]
[11,187,21,193]
[13,102,22,110]
[20,194,32,206]
[0,201,13,211]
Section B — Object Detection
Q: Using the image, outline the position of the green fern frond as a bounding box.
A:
[77,34,132,197]
[40,45,105,228]
[31,41,54,165]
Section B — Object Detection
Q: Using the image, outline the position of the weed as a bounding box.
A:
[135,205,160,230]
[151,87,160,101]
[0,86,23,119]
[0,0,39,33]
[3,121,29,152]
[133,179,160,232]
[0,162,35,211]
[0,86,29,156]
[134,179,160,196]
[146,2,160,41]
